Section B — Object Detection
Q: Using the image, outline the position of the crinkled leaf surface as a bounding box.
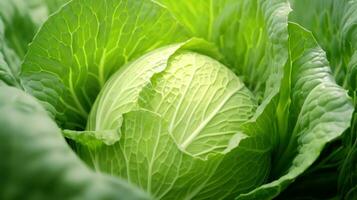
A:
[88,39,256,157]
[289,1,357,198]
[236,23,354,200]
[137,51,254,158]
[85,39,223,132]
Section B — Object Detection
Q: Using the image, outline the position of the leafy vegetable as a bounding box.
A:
[0,0,355,199]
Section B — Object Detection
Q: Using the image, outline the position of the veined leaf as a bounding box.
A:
[21,0,188,130]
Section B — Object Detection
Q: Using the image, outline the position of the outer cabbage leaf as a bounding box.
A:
[0,85,151,200]
[21,0,187,130]
[289,1,357,198]
[236,23,354,200]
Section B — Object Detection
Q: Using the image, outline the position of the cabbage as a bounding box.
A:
[0,0,355,199]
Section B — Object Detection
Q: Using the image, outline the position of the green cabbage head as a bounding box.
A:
[74,40,269,199]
